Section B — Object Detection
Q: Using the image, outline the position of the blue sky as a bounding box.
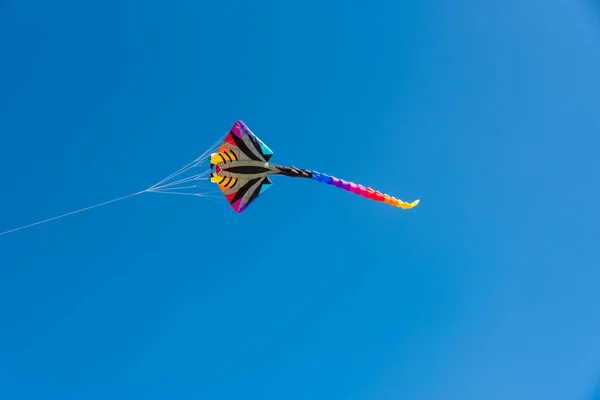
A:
[1,0,600,399]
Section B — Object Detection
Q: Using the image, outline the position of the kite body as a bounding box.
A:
[210,120,419,213]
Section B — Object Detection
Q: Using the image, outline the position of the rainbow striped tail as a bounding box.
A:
[311,171,419,209]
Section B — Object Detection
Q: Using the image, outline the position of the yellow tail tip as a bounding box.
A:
[395,199,420,209]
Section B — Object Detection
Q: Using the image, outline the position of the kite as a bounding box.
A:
[0,120,419,237]
[208,120,419,213]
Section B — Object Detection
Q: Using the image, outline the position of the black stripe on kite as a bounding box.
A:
[247,133,264,158]
[230,131,261,161]
[230,178,260,205]
[246,177,266,207]
[223,166,271,174]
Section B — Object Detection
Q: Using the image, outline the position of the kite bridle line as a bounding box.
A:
[0,134,228,238]
[148,132,227,191]
[145,132,229,201]
[0,191,147,237]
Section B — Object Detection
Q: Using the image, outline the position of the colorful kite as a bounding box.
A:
[0,120,419,237]
[209,120,419,213]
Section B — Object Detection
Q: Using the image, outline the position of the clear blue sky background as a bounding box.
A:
[1,1,600,399]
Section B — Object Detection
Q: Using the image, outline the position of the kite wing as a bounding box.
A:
[211,175,273,213]
[210,120,273,165]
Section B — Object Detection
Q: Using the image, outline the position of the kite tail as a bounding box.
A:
[310,171,419,209]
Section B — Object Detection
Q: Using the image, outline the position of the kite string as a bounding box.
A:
[0,190,147,237]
